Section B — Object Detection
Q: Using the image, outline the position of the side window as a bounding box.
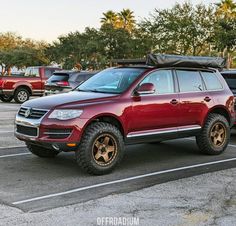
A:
[24,68,32,77]
[140,70,174,94]
[177,70,203,92]
[202,71,223,90]
[31,68,40,77]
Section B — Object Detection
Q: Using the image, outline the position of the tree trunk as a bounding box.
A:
[227,52,232,69]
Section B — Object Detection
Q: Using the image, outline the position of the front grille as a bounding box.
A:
[43,129,72,139]
[16,125,38,137]
[18,107,48,119]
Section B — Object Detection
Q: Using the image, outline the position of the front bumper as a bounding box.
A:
[15,113,88,151]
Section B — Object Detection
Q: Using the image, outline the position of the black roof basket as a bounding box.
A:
[147,54,226,70]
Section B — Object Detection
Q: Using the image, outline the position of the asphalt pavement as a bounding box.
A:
[0,101,236,224]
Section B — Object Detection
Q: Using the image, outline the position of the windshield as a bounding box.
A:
[77,68,145,94]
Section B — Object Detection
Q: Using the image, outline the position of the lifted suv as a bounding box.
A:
[15,55,235,175]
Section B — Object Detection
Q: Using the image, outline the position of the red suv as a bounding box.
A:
[15,55,235,175]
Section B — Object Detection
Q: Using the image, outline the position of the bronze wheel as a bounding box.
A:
[196,113,229,155]
[92,134,118,166]
[210,122,226,148]
[76,122,124,175]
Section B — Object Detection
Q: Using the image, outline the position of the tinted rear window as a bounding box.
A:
[202,72,222,90]
[176,70,203,92]
[45,69,58,78]
[47,74,69,82]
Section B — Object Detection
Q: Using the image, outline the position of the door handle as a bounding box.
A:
[204,97,211,102]
[170,99,178,105]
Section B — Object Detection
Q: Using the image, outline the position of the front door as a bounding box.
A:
[128,69,180,137]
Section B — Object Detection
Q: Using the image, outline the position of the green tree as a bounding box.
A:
[0,33,49,75]
[139,2,216,56]
[216,0,236,19]
[117,9,136,32]
[99,24,133,62]
[215,0,236,68]
[100,10,118,27]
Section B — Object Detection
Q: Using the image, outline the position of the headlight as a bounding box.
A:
[49,110,83,120]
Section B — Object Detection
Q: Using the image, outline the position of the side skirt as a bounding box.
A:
[125,126,201,145]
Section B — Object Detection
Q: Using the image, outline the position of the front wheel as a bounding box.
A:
[0,95,13,102]
[27,143,59,158]
[196,113,230,155]
[14,88,30,103]
[76,122,124,175]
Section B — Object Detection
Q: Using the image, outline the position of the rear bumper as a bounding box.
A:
[44,87,71,95]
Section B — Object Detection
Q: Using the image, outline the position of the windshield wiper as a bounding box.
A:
[77,88,119,94]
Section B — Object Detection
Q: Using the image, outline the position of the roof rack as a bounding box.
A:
[111,54,226,69]
[111,59,146,66]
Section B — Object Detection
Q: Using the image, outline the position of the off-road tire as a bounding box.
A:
[14,88,30,103]
[27,143,59,158]
[0,95,13,102]
[196,113,230,155]
[76,122,124,175]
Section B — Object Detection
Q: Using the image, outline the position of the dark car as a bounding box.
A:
[45,71,97,95]
[221,70,236,126]
[15,54,234,175]
[221,70,236,96]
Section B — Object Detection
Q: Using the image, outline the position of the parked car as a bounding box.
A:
[221,70,236,126]
[0,66,61,103]
[15,54,234,175]
[45,71,97,95]
[221,70,236,96]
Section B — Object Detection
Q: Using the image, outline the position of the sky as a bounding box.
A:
[0,0,217,42]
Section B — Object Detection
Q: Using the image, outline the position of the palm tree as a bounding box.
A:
[100,10,118,27]
[216,0,236,19]
[117,9,136,32]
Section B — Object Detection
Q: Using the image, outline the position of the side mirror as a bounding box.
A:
[136,83,155,95]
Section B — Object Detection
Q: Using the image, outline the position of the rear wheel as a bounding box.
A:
[196,113,230,155]
[27,143,59,158]
[0,95,13,102]
[14,88,30,103]
[76,122,124,175]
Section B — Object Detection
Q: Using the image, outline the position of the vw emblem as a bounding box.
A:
[24,109,31,118]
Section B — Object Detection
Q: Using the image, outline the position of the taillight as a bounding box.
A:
[0,80,3,88]
[56,81,69,86]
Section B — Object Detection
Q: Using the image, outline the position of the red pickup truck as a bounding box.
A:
[0,66,61,103]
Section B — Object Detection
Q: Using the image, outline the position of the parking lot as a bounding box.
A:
[0,102,236,215]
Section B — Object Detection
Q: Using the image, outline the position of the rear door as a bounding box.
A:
[176,69,212,129]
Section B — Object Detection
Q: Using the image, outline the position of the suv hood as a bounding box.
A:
[22,91,118,109]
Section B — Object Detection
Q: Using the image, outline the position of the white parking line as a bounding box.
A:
[0,131,13,134]
[0,145,26,150]
[0,153,31,159]
[12,157,236,205]
[184,137,236,148]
